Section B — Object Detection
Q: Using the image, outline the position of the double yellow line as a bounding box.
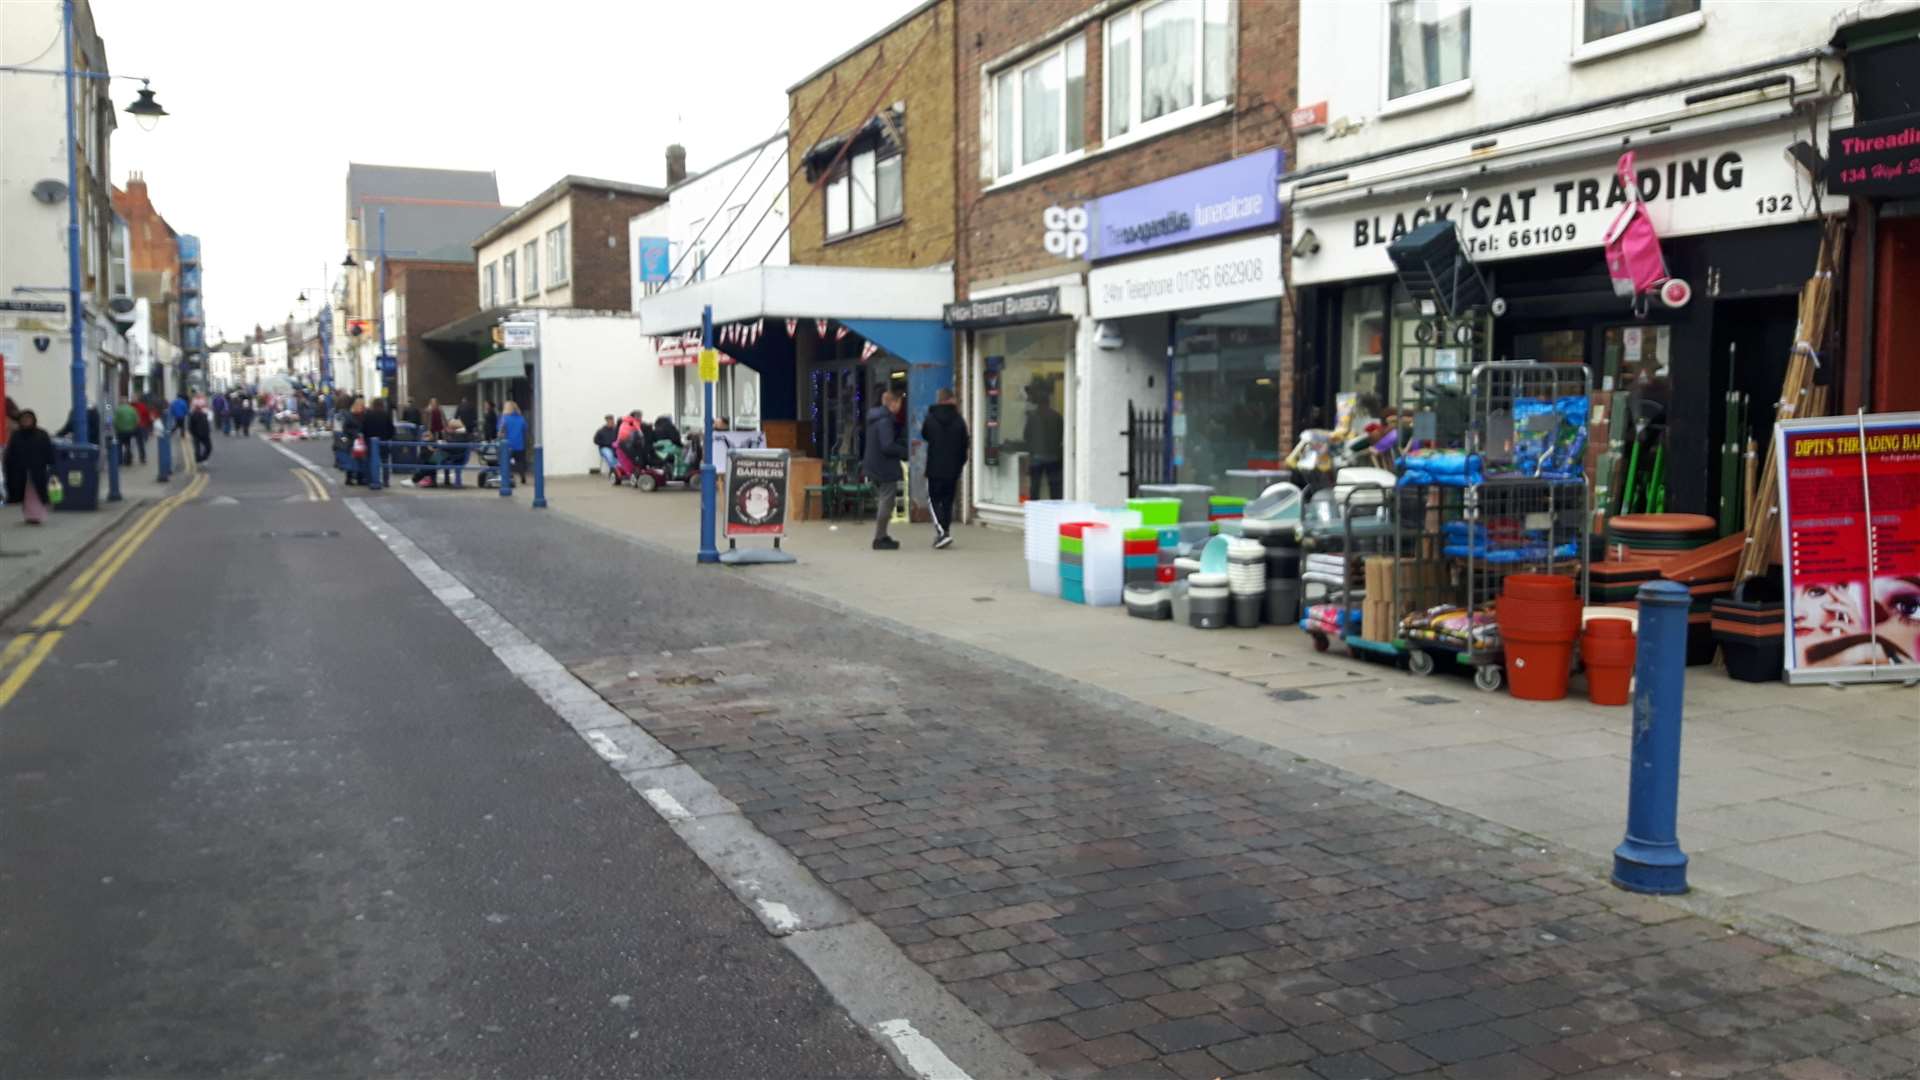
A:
[0,472,208,710]
[291,468,330,502]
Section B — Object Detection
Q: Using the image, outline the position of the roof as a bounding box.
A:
[346,163,501,219]
[423,305,516,344]
[672,130,788,192]
[786,0,940,93]
[457,350,532,384]
[356,201,514,264]
[473,175,669,250]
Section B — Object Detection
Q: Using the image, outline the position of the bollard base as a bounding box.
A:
[1611,837,1689,895]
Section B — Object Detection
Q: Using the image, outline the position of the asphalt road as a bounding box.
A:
[0,434,898,1078]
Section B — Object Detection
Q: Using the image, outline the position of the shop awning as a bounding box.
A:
[455,349,530,385]
[424,305,515,345]
[839,318,952,363]
[634,264,952,336]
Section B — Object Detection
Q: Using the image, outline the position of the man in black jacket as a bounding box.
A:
[863,389,908,550]
[921,388,969,549]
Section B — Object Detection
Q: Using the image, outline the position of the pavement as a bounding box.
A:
[524,472,1920,974]
[248,447,1920,1079]
[0,429,193,621]
[0,434,900,1077]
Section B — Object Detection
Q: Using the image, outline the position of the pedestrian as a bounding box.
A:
[456,396,478,434]
[362,397,396,484]
[259,390,275,433]
[436,419,473,485]
[594,414,620,480]
[500,401,528,484]
[131,397,152,464]
[863,389,908,550]
[481,400,500,442]
[1022,384,1064,501]
[188,403,213,463]
[4,410,56,524]
[212,390,230,435]
[400,397,423,427]
[235,396,254,437]
[112,398,139,465]
[425,397,446,439]
[170,392,188,438]
[921,387,969,549]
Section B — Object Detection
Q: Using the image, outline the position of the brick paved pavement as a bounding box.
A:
[571,645,1920,1080]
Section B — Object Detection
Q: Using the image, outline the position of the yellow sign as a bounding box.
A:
[698,348,719,383]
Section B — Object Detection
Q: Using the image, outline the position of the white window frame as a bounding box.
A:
[1570,0,1704,65]
[523,239,539,295]
[1102,0,1234,152]
[483,262,498,308]
[1379,0,1474,117]
[988,34,1087,183]
[546,226,570,286]
[824,145,905,239]
[503,251,518,302]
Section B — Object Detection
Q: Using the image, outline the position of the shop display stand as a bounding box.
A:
[1395,361,1592,692]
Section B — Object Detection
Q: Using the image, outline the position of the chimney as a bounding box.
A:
[666,144,687,187]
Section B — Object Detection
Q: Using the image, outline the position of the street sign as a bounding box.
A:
[0,300,66,314]
[502,321,537,349]
[698,347,719,384]
[725,448,789,538]
[378,353,397,375]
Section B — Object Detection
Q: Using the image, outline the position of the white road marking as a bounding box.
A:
[876,1019,973,1080]
[584,731,628,763]
[641,788,691,821]
[756,899,801,932]
[263,436,337,483]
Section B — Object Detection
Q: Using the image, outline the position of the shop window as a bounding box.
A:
[1106,0,1231,143]
[546,226,569,286]
[1339,284,1388,414]
[1579,0,1699,45]
[503,251,518,303]
[1386,0,1471,105]
[1172,300,1281,490]
[977,324,1071,506]
[993,34,1086,177]
[523,239,539,296]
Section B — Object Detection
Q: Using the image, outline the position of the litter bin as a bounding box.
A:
[52,441,102,512]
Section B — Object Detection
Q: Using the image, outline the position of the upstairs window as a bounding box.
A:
[503,251,518,302]
[546,226,569,285]
[1106,0,1230,142]
[1582,0,1698,44]
[1387,0,1471,103]
[483,262,498,308]
[807,108,907,237]
[993,35,1085,178]
[523,239,539,295]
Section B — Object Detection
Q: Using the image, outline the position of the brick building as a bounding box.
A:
[472,175,665,314]
[110,174,180,346]
[382,260,482,408]
[950,0,1298,524]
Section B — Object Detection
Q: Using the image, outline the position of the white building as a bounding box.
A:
[629,133,792,434]
[207,346,237,391]
[254,334,288,377]
[0,0,123,428]
[1285,0,1883,517]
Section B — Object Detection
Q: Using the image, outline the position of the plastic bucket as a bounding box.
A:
[1506,640,1573,700]
[1265,578,1301,625]
[1496,597,1582,639]
[1581,626,1636,706]
[1231,594,1263,628]
[1503,574,1576,600]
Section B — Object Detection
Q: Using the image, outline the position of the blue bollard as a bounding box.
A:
[1612,579,1691,895]
[106,432,122,502]
[368,437,384,491]
[498,440,512,497]
[156,426,172,482]
[531,446,547,509]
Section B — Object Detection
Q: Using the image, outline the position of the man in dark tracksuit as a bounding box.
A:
[920,388,969,549]
[863,390,908,550]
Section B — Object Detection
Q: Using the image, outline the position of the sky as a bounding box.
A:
[96,0,922,344]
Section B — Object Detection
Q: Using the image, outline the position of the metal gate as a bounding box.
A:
[1122,402,1168,497]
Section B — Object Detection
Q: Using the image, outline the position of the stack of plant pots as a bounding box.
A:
[1495,574,1582,700]
[1602,514,1728,665]
[1713,581,1785,682]
[1580,615,1637,705]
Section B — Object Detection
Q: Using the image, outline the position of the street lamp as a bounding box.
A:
[341,207,417,401]
[0,1,169,447]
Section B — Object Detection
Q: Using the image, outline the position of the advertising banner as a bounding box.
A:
[1827,112,1920,198]
[1775,412,1920,684]
[1089,148,1284,262]
[725,447,789,538]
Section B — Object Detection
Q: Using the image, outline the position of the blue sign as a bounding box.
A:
[637,236,671,283]
[1088,148,1285,261]
[378,353,397,375]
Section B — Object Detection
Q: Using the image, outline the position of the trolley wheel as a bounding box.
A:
[1414,319,1436,345]
[635,473,659,492]
[1452,322,1476,346]
[1311,633,1330,653]
[1408,650,1436,677]
[1474,665,1504,693]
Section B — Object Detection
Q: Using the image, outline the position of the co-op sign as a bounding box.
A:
[1290,125,1831,285]
[1045,148,1285,263]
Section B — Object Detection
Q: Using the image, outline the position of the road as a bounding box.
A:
[0,433,897,1078]
[3,431,1914,1080]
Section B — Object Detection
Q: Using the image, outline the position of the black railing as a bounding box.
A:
[1123,403,1168,497]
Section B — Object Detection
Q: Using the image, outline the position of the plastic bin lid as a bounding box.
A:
[1198,535,1229,577]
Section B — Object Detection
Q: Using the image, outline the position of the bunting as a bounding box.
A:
[860,340,878,361]
[815,319,829,338]
[785,319,797,338]
[834,326,849,342]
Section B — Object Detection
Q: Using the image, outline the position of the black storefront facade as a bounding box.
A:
[1285,76,1849,519]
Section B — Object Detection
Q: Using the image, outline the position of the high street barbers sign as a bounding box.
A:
[1290,126,1832,285]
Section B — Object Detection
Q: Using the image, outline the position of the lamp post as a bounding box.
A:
[0,1,168,449]
[343,208,416,403]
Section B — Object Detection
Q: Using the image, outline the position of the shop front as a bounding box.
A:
[1288,97,1848,519]
[947,282,1081,525]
